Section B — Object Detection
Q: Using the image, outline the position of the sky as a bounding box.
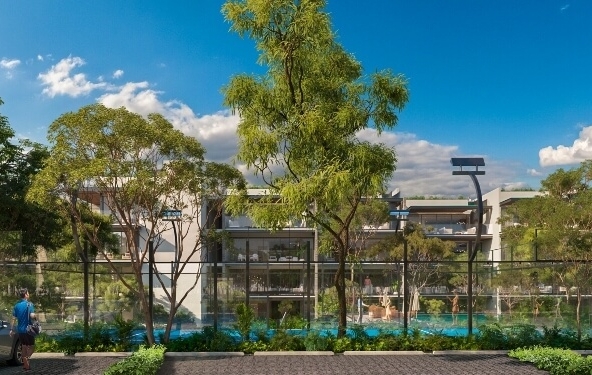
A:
[1,0,592,198]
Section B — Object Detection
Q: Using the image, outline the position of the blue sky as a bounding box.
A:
[1,0,591,197]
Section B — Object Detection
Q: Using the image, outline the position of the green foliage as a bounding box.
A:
[34,333,61,353]
[0,98,67,258]
[268,330,305,351]
[113,315,140,351]
[234,303,255,341]
[164,327,238,352]
[423,298,446,316]
[476,323,542,350]
[303,331,330,351]
[103,345,166,375]
[281,315,307,329]
[28,102,246,345]
[222,0,408,336]
[239,340,269,354]
[331,336,352,353]
[509,346,592,375]
[36,321,141,354]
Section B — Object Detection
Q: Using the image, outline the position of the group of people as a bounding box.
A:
[9,288,37,371]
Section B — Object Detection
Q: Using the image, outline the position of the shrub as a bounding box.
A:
[509,346,590,375]
[164,327,238,352]
[103,345,166,375]
[331,337,352,353]
[304,331,330,351]
[268,330,305,351]
[239,340,269,354]
[234,303,254,341]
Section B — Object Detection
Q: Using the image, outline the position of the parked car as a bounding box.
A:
[0,311,21,365]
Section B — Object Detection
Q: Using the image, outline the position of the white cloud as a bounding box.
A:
[54,53,534,198]
[1,58,20,78]
[37,55,44,61]
[356,129,523,197]
[98,82,240,163]
[98,80,527,197]
[527,168,542,176]
[539,125,592,167]
[38,56,107,98]
[561,4,570,11]
[1,58,21,69]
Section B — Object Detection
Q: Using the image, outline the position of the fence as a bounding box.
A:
[1,258,590,335]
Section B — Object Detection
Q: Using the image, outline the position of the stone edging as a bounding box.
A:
[165,352,245,357]
[432,350,509,355]
[31,353,67,358]
[74,352,133,357]
[35,350,514,357]
[343,350,425,355]
[254,351,334,356]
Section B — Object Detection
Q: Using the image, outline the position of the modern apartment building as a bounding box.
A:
[83,186,541,325]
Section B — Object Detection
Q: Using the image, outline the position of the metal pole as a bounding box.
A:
[171,222,177,288]
[306,241,311,329]
[467,174,483,336]
[403,239,409,332]
[83,241,89,340]
[245,240,250,306]
[213,242,218,332]
[148,240,154,325]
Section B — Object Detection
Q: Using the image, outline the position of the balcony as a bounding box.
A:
[224,216,309,229]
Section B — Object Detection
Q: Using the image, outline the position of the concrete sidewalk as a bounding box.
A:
[0,352,547,375]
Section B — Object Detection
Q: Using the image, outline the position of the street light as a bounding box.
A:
[390,209,409,331]
[162,209,182,288]
[451,157,485,336]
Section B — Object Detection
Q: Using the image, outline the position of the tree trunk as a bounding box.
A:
[137,280,155,345]
[577,289,582,341]
[335,246,347,338]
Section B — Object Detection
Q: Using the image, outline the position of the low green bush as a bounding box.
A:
[239,340,269,354]
[268,330,305,351]
[164,327,238,352]
[509,346,592,375]
[303,331,330,351]
[103,345,166,375]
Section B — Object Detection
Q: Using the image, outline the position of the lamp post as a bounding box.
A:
[390,209,409,331]
[451,157,485,336]
[162,209,182,288]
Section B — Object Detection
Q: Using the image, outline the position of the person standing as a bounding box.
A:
[364,275,372,295]
[9,288,36,371]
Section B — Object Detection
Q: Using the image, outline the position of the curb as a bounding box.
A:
[343,351,426,356]
[433,350,509,355]
[254,351,334,356]
[74,352,133,357]
[32,353,67,358]
[165,352,245,357]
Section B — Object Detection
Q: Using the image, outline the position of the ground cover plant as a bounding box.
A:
[103,345,166,375]
[509,346,592,375]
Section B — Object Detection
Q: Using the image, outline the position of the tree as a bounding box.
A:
[317,199,390,320]
[28,104,245,344]
[222,0,408,337]
[499,161,592,338]
[0,98,67,259]
[368,224,456,313]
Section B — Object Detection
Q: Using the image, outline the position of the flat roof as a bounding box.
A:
[406,205,491,213]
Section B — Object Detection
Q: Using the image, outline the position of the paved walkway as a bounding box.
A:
[0,353,547,375]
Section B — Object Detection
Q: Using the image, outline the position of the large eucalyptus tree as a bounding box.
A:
[222,0,408,336]
[28,103,245,344]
